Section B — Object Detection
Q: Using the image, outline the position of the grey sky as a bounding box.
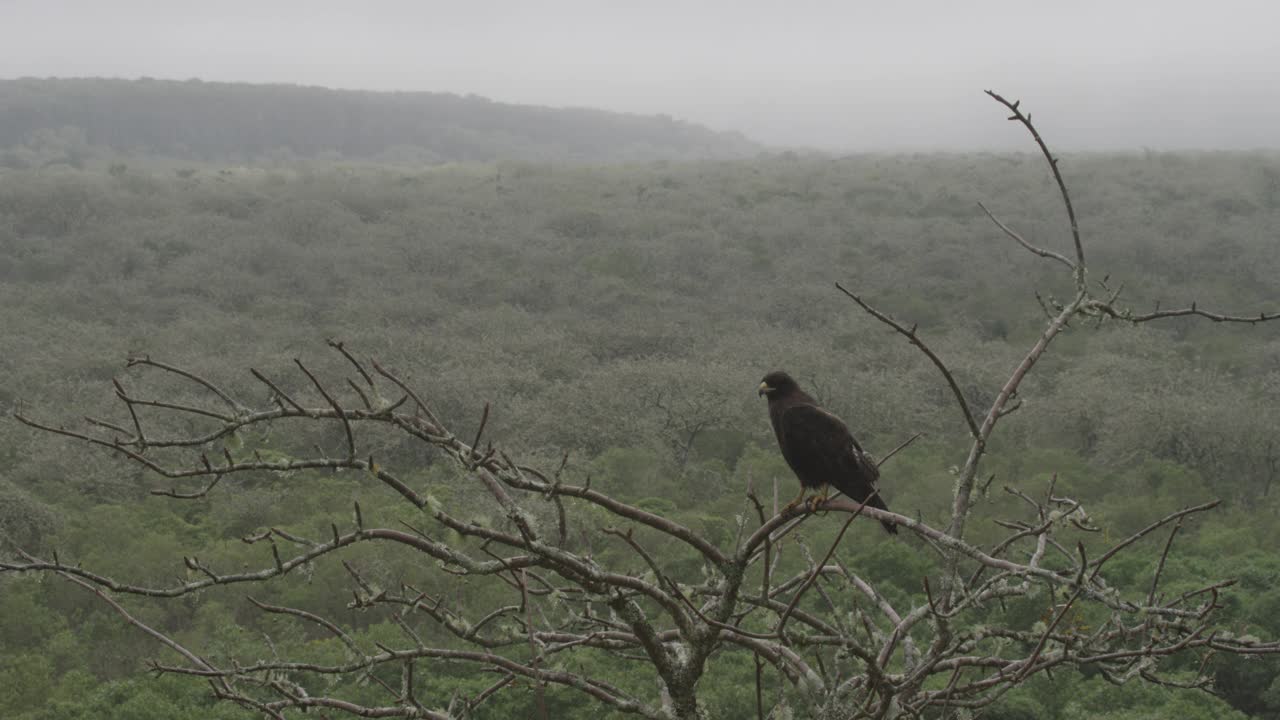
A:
[5,0,1279,150]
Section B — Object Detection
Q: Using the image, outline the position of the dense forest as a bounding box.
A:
[1,84,1279,718]
[0,78,757,167]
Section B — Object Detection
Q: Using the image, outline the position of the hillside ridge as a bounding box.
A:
[0,76,758,165]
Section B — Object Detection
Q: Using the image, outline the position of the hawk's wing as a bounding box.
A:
[778,403,880,501]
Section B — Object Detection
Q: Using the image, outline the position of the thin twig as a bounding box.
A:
[1147,518,1184,607]
[127,355,245,413]
[875,432,923,468]
[250,368,306,414]
[327,338,376,388]
[835,282,979,439]
[294,359,355,460]
[977,201,1074,270]
[984,90,1086,286]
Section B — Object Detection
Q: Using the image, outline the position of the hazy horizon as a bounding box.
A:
[5,0,1280,152]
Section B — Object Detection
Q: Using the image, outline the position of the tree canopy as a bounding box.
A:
[1,93,1279,718]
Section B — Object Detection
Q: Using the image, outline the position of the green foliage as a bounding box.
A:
[13,674,254,720]
[1,144,1278,716]
[1064,673,1250,720]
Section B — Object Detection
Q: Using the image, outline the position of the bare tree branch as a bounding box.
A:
[984,89,1086,286]
[835,282,980,439]
[7,90,1280,720]
[977,201,1075,270]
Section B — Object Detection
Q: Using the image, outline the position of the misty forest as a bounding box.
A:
[2,77,1280,720]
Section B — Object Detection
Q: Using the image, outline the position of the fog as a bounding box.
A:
[5,0,1280,151]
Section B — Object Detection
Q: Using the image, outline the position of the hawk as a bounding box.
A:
[759,371,896,533]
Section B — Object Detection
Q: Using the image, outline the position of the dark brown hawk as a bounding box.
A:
[758,370,896,534]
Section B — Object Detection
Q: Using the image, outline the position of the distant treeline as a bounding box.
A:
[0,77,757,166]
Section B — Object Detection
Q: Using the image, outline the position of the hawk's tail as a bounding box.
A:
[865,491,898,535]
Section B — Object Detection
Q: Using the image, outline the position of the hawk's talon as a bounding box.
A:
[806,487,831,514]
[782,489,807,515]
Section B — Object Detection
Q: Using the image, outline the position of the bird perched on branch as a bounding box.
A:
[759,371,896,534]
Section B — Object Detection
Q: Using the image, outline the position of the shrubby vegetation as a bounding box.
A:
[1,143,1278,717]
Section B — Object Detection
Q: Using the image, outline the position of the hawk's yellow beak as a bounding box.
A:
[758,381,772,397]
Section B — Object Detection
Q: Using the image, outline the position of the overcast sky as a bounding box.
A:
[4,0,1279,151]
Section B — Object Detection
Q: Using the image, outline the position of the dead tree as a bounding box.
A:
[6,92,1280,719]
[651,387,733,471]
